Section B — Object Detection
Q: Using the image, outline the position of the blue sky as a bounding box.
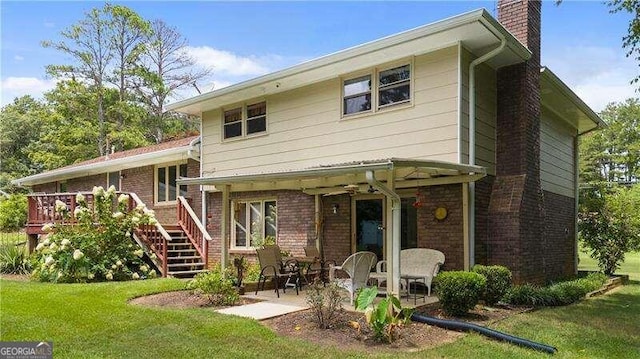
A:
[1,1,637,112]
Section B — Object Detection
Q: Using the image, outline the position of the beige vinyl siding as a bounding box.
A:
[201,46,460,177]
[540,109,577,198]
[459,47,497,175]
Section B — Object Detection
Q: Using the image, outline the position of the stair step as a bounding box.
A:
[168,242,193,247]
[168,256,202,261]
[168,249,198,254]
[167,262,205,268]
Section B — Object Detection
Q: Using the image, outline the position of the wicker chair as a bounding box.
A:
[329,251,377,305]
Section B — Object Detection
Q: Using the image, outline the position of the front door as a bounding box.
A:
[354,198,384,260]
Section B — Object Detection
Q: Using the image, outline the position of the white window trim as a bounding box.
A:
[154,161,188,206]
[230,199,277,250]
[221,100,268,142]
[341,58,414,119]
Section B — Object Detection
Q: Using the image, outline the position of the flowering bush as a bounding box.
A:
[30,186,158,283]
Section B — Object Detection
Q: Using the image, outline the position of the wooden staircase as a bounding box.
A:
[164,225,207,278]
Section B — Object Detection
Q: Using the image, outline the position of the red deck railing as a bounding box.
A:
[26,192,172,277]
[177,196,210,265]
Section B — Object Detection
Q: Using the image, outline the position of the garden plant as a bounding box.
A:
[355,286,414,343]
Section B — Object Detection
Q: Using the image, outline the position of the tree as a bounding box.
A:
[579,183,640,274]
[134,19,210,143]
[42,6,114,156]
[608,0,640,87]
[0,96,48,191]
[580,98,640,183]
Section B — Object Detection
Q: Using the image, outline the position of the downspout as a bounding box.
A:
[366,170,401,296]
[468,32,506,268]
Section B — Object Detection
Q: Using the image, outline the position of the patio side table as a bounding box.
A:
[401,274,427,305]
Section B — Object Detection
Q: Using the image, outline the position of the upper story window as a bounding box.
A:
[232,199,277,249]
[342,63,411,117]
[223,101,267,140]
[343,75,372,115]
[378,64,411,108]
[156,163,187,204]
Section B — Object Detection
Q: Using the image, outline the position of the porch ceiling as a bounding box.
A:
[177,158,486,193]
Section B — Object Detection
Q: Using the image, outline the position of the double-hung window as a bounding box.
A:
[107,171,120,190]
[342,63,411,116]
[233,200,277,249]
[223,101,267,140]
[156,163,188,204]
[378,64,411,108]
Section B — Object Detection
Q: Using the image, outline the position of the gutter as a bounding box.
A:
[467,30,507,269]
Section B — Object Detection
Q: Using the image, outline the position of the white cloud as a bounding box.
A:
[544,46,638,112]
[1,77,57,105]
[183,46,272,77]
[14,55,24,61]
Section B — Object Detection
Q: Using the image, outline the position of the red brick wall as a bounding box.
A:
[543,191,576,281]
[416,184,464,271]
[322,194,352,264]
[205,190,316,265]
[474,176,495,265]
[488,0,546,284]
[28,159,201,226]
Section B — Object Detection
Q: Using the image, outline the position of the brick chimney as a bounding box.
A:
[486,0,545,283]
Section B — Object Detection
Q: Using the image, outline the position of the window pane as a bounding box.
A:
[224,122,242,139]
[157,167,166,202]
[224,108,242,139]
[108,171,120,190]
[168,166,177,201]
[265,201,277,238]
[379,65,410,86]
[344,94,371,115]
[235,203,247,247]
[179,164,188,197]
[249,202,262,246]
[344,76,371,97]
[379,84,410,107]
[401,198,417,249]
[247,102,266,118]
[247,117,266,134]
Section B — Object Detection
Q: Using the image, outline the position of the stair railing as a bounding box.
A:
[129,192,172,277]
[177,196,211,266]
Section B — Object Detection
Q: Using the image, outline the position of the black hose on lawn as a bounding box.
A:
[410,313,558,354]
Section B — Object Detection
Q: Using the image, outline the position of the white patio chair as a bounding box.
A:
[328,251,377,305]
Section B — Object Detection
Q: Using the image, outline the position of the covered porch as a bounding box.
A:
[179,158,486,297]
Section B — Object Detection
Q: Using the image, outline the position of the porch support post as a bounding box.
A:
[462,182,470,271]
[220,184,230,273]
[315,194,323,255]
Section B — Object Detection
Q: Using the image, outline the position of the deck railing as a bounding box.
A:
[26,192,172,277]
[177,196,210,265]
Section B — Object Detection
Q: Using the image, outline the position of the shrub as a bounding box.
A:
[435,271,486,316]
[187,266,239,306]
[472,265,512,305]
[243,262,262,282]
[0,194,27,232]
[503,273,608,307]
[0,243,30,274]
[355,286,414,343]
[30,187,157,283]
[306,279,344,329]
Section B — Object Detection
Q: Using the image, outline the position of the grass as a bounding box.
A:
[578,246,640,281]
[1,276,639,358]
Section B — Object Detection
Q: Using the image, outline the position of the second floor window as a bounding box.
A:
[223,101,267,140]
[343,75,371,115]
[342,63,411,116]
[378,64,411,108]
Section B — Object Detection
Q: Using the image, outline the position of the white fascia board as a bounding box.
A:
[13,146,197,187]
[540,67,606,134]
[167,9,530,116]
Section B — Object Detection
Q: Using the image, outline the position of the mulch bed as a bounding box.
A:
[129,290,262,309]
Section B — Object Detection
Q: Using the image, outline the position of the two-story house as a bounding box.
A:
[167,1,603,291]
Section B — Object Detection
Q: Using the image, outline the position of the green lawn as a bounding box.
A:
[1,277,639,358]
[578,247,640,281]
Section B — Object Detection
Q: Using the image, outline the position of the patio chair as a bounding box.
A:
[304,245,336,284]
[328,251,377,305]
[255,247,300,298]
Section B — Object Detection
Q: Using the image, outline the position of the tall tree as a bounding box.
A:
[580,98,640,183]
[42,6,113,156]
[135,19,210,143]
[608,0,640,88]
